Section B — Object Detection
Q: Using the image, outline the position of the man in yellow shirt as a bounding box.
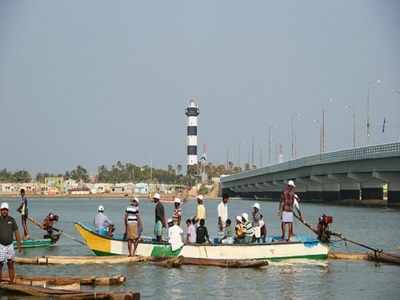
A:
[195,195,206,222]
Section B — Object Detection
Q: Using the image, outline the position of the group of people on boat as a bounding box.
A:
[93,179,305,256]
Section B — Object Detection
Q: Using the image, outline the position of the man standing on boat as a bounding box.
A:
[172,198,182,226]
[17,189,29,240]
[195,195,206,222]
[278,180,296,241]
[154,193,166,242]
[125,197,142,256]
[217,194,229,234]
[0,202,22,283]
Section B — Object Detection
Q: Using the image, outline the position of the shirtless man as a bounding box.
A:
[278,180,296,241]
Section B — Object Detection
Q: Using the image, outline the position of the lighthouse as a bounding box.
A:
[185,98,200,175]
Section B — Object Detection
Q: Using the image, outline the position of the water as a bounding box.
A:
[1,197,400,299]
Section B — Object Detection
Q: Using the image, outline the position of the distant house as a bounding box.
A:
[134,183,149,194]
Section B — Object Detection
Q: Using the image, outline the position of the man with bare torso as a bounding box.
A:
[278,180,296,241]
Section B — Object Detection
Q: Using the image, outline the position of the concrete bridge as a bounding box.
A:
[220,142,400,206]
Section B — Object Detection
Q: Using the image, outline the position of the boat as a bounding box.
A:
[0,282,139,300]
[13,238,55,249]
[75,223,329,262]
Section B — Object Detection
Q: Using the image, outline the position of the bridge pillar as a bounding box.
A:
[360,183,384,200]
[373,172,400,206]
[340,182,361,201]
[305,184,322,202]
[322,183,341,202]
[388,182,400,206]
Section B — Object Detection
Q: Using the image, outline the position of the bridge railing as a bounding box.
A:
[221,142,400,183]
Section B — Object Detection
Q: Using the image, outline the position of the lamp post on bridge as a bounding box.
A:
[366,79,381,145]
[290,113,301,160]
[345,105,356,148]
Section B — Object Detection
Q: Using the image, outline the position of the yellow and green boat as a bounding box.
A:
[75,223,329,261]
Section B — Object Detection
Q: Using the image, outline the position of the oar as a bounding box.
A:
[27,216,86,246]
[293,213,318,235]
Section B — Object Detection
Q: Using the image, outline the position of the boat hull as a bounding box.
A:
[75,223,328,261]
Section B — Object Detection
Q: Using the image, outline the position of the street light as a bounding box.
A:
[313,119,322,154]
[345,105,356,148]
[290,113,301,160]
[366,79,381,145]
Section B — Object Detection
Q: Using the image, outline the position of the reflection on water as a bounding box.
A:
[1,198,399,299]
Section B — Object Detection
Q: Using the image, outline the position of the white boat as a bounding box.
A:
[75,223,329,262]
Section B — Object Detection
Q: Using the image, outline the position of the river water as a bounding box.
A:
[1,197,400,299]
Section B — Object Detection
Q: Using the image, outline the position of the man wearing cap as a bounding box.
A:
[172,198,182,226]
[94,205,113,236]
[195,195,206,222]
[252,203,262,243]
[167,218,184,251]
[0,202,22,283]
[153,193,166,242]
[125,197,142,256]
[278,180,296,241]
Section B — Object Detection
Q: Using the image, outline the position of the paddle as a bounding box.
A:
[27,216,86,246]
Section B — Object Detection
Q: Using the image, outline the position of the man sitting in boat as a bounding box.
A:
[167,218,184,251]
[196,219,211,244]
[242,213,254,243]
[42,212,60,243]
[234,216,246,243]
[94,205,113,236]
[220,219,234,244]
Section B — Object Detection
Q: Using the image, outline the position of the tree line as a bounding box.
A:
[0,161,244,185]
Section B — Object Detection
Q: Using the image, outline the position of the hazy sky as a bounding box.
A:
[1,0,399,174]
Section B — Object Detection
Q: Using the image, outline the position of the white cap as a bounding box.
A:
[98,205,104,212]
[0,202,9,210]
[236,215,242,222]
[132,197,139,203]
[153,193,160,200]
[167,218,174,224]
[253,202,260,210]
[288,180,296,187]
[174,197,181,204]
[197,195,204,201]
[242,212,249,221]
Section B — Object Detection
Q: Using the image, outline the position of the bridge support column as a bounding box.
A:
[305,184,322,202]
[388,182,400,206]
[322,183,340,202]
[340,182,361,201]
[361,183,384,200]
[295,184,307,201]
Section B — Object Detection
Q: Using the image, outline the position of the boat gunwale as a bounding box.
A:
[75,222,324,248]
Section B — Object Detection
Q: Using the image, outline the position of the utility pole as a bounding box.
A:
[352,111,356,148]
[268,126,272,165]
[322,109,325,153]
[251,137,255,167]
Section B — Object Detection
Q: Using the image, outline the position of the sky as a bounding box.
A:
[0,0,399,175]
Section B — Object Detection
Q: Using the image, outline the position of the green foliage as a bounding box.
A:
[69,165,90,182]
[0,169,32,183]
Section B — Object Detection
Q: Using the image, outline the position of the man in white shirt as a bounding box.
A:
[167,218,184,251]
[217,194,229,232]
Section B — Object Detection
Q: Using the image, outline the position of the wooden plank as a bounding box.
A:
[16,255,149,265]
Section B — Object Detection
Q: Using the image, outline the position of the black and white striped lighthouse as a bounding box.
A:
[185,98,200,174]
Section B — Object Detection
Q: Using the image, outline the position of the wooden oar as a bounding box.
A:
[27,216,85,246]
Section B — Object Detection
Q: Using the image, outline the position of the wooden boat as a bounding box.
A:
[13,238,55,249]
[75,223,329,262]
[367,251,400,265]
[2,274,126,286]
[0,282,139,299]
